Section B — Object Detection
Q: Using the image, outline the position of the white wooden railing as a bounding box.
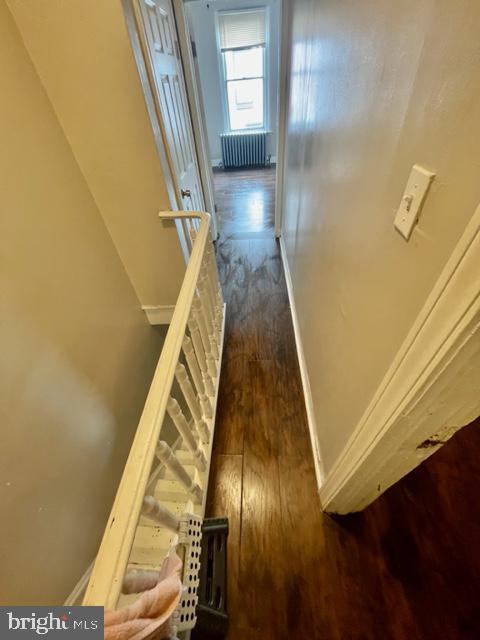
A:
[82,211,225,628]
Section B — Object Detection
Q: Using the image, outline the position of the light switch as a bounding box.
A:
[394,165,435,240]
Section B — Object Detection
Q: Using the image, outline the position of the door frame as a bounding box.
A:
[122,0,190,260]
[174,0,288,239]
[274,0,289,238]
[122,0,218,261]
[172,0,218,237]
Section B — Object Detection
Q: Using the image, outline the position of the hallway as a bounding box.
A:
[194,168,480,640]
[3,0,480,623]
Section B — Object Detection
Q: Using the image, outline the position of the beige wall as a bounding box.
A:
[0,1,166,604]
[282,0,480,473]
[7,0,185,307]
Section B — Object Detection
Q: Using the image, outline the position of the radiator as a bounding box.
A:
[220,131,267,169]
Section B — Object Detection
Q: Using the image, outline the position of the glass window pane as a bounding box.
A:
[227,78,264,130]
[224,47,263,80]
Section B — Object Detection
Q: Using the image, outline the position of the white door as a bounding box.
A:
[138,0,204,212]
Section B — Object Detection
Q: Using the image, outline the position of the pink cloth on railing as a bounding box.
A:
[104,550,183,640]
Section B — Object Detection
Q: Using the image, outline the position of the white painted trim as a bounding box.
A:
[142,304,175,325]
[280,238,324,489]
[321,203,480,514]
[274,0,289,238]
[83,211,215,607]
[173,0,219,239]
[121,0,190,262]
[200,303,226,515]
[122,0,176,209]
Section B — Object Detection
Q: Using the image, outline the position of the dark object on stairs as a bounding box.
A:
[194,517,229,638]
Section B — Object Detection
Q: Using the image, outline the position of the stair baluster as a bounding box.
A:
[183,336,212,417]
[198,275,215,336]
[189,317,215,395]
[141,495,180,532]
[156,441,203,505]
[175,363,210,443]
[167,397,207,471]
[202,254,223,336]
[207,352,217,380]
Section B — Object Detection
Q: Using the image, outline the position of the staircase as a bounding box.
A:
[77,210,225,637]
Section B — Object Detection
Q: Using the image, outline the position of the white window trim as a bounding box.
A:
[215,7,270,134]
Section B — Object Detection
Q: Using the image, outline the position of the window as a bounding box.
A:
[217,9,267,131]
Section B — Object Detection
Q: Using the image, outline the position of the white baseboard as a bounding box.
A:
[279,238,324,490]
[211,157,277,169]
[142,305,175,325]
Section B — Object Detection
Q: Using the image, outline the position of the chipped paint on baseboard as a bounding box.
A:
[417,425,459,449]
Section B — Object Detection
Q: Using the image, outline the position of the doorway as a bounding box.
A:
[182,0,280,238]
[124,0,283,244]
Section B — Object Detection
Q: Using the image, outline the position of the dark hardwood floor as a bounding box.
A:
[212,167,275,235]
[194,167,480,640]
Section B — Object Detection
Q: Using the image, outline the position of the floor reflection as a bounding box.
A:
[213,167,276,236]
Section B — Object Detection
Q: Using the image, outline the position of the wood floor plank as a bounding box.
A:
[213,167,276,236]
[203,454,243,633]
[213,353,247,455]
[236,359,285,640]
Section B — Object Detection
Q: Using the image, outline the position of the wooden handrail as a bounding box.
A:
[83,211,211,608]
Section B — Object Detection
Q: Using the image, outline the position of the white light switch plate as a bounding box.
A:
[394,164,435,240]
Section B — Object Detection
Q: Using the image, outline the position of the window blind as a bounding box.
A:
[218,10,266,51]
